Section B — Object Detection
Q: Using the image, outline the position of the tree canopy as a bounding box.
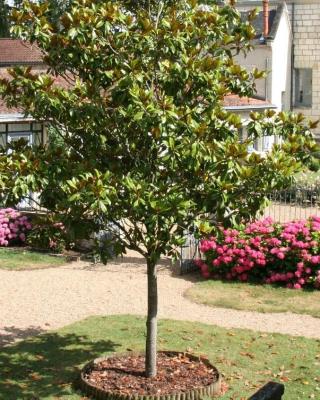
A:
[0,0,72,37]
[0,0,10,37]
[0,0,318,377]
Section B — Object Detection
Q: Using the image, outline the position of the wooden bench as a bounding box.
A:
[248,382,285,400]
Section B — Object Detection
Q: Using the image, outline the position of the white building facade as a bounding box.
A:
[237,0,320,138]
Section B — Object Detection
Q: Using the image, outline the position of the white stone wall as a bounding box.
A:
[288,1,320,136]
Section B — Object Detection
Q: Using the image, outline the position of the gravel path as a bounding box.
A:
[1,258,320,344]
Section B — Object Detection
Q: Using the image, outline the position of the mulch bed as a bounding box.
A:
[82,352,220,397]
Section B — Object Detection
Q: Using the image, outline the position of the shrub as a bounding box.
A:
[0,208,32,246]
[26,216,67,253]
[197,216,320,290]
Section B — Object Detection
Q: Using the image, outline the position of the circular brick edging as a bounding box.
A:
[79,351,222,400]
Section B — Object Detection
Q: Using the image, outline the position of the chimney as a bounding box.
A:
[263,0,269,38]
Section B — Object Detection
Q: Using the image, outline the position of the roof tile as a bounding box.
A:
[0,39,43,66]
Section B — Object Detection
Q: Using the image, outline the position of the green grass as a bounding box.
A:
[295,169,320,186]
[0,248,67,270]
[185,280,320,318]
[0,315,319,399]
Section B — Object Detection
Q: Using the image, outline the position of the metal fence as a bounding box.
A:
[179,230,201,274]
[263,186,320,222]
[12,186,320,273]
[15,186,320,219]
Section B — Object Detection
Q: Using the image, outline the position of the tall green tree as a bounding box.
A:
[38,0,72,29]
[0,0,318,377]
[0,0,10,37]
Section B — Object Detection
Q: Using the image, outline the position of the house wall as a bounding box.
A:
[287,1,320,137]
[236,4,292,112]
[269,5,292,111]
[235,46,272,101]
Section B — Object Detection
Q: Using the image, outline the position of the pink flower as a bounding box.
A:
[297,262,304,270]
[201,264,209,274]
[268,237,281,246]
[293,283,302,290]
[240,273,248,281]
[311,256,320,264]
[277,252,285,260]
[212,259,221,266]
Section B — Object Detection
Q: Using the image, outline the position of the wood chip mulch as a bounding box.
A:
[82,352,219,396]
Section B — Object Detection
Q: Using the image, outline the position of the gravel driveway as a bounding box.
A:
[1,257,320,344]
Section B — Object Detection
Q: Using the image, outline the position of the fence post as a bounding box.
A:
[248,382,285,400]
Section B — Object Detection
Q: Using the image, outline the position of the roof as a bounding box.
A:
[223,94,276,110]
[0,93,276,120]
[0,39,44,67]
[241,8,278,40]
[0,68,70,119]
[0,69,274,118]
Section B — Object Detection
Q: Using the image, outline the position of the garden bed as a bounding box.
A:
[80,351,221,399]
[197,217,320,290]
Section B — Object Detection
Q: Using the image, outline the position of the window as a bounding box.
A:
[294,68,312,108]
[8,132,33,145]
[240,126,274,153]
[262,135,273,152]
[239,127,245,143]
[0,122,44,147]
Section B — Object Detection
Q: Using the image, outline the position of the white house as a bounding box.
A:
[0,39,47,148]
[237,0,320,139]
[0,38,275,149]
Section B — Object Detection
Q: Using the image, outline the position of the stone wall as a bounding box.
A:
[288,1,320,137]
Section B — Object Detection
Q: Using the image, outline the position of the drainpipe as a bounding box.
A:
[290,2,295,110]
[263,0,269,38]
[265,57,270,101]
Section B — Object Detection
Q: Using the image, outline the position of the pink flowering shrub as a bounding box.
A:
[0,208,32,246]
[197,216,320,290]
[26,218,67,253]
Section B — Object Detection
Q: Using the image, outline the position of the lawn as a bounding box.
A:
[185,280,320,318]
[0,315,319,399]
[0,248,67,270]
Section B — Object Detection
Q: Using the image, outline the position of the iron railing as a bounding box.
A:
[263,186,320,222]
[12,186,320,274]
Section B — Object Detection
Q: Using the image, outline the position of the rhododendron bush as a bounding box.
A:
[0,208,32,246]
[197,217,320,290]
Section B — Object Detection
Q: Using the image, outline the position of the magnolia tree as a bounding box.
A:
[0,0,318,377]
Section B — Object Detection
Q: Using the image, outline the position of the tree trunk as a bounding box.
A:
[145,258,158,378]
